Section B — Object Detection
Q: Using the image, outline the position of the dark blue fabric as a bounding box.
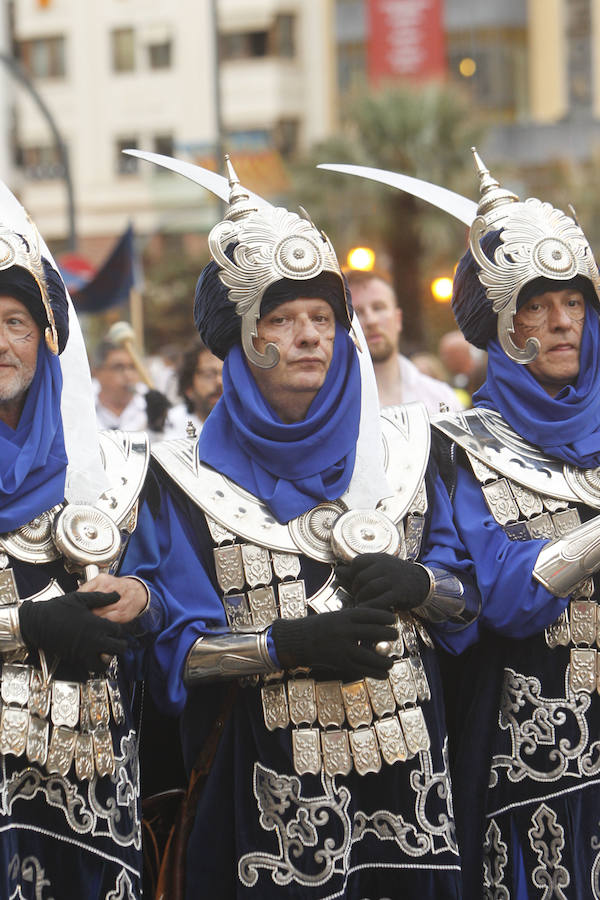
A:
[452,230,501,349]
[121,466,467,898]
[452,222,600,353]
[0,259,70,354]
[434,464,568,656]
[0,553,142,899]
[473,302,600,469]
[197,323,361,523]
[194,255,352,361]
[71,224,138,313]
[0,343,67,532]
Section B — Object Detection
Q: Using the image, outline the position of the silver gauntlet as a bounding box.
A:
[184,628,279,685]
[412,565,469,624]
[0,605,25,653]
[533,514,600,596]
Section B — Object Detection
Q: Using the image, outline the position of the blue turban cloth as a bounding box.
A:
[0,342,67,532]
[474,301,600,469]
[197,323,361,523]
[453,229,600,350]
[0,257,70,354]
[194,256,352,360]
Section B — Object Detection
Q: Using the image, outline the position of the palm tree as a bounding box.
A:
[293,82,485,347]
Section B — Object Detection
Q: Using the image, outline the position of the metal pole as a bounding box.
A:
[210,0,226,215]
[0,2,12,183]
[0,52,77,251]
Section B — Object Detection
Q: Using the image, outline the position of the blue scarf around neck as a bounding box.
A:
[0,344,67,532]
[198,323,361,523]
[474,303,600,469]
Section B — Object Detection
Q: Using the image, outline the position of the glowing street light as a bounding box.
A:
[431,276,453,303]
[459,57,477,78]
[347,246,375,271]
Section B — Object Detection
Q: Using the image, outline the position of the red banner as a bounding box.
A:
[367,0,446,84]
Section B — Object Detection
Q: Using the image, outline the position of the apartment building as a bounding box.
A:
[336,0,600,166]
[10,0,337,251]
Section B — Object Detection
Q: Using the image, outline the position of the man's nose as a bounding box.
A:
[0,327,10,351]
[296,317,320,343]
[549,304,575,329]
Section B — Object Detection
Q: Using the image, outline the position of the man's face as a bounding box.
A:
[249,298,336,422]
[0,295,40,408]
[350,277,402,363]
[185,349,223,419]
[513,287,585,396]
[95,348,138,406]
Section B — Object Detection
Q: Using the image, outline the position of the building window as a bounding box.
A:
[153,134,174,167]
[337,41,366,95]
[220,30,268,60]
[20,145,65,179]
[148,39,172,69]
[18,35,66,78]
[112,28,135,72]
[566,0,593,110]
[273,14,295,58]
[220,15,296,62]
[220,14,296,61]
[273,118,299,158]
[448,28,527,120]
[116,137,138,174]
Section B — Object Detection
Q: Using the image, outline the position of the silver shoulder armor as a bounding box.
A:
[432,408,600,509]
[152,402,432,559]
[97,430,150,532]
[184,629,278,684]
[533,514,600,597]
[152,435,298,553]
[0,431,149,566]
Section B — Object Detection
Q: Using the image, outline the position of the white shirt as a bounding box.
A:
[163,402,204,440]
[397,354,464,414]
[94,387,148,431]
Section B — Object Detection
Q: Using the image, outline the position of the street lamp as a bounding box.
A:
[431,276,453,303]
[347,246,375,271]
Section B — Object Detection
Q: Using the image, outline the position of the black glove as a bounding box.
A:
[336,553,431,613]
[19,591,127,672]
[271,607,397,681]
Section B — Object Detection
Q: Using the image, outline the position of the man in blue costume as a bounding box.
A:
[0,205,151,898]
[124,159,480,899]
[432,152,600,898]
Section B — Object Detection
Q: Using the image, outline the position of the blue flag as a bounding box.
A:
[71,224,139,312]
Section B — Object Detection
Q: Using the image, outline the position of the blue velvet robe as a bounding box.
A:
[0,552,142,899]
[124,461,479,900]
[438,459,599,900]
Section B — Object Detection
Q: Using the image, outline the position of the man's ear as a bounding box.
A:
[396,307,403,334]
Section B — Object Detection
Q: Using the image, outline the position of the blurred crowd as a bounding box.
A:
[91,268,486,441]
[92,327,224,443]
